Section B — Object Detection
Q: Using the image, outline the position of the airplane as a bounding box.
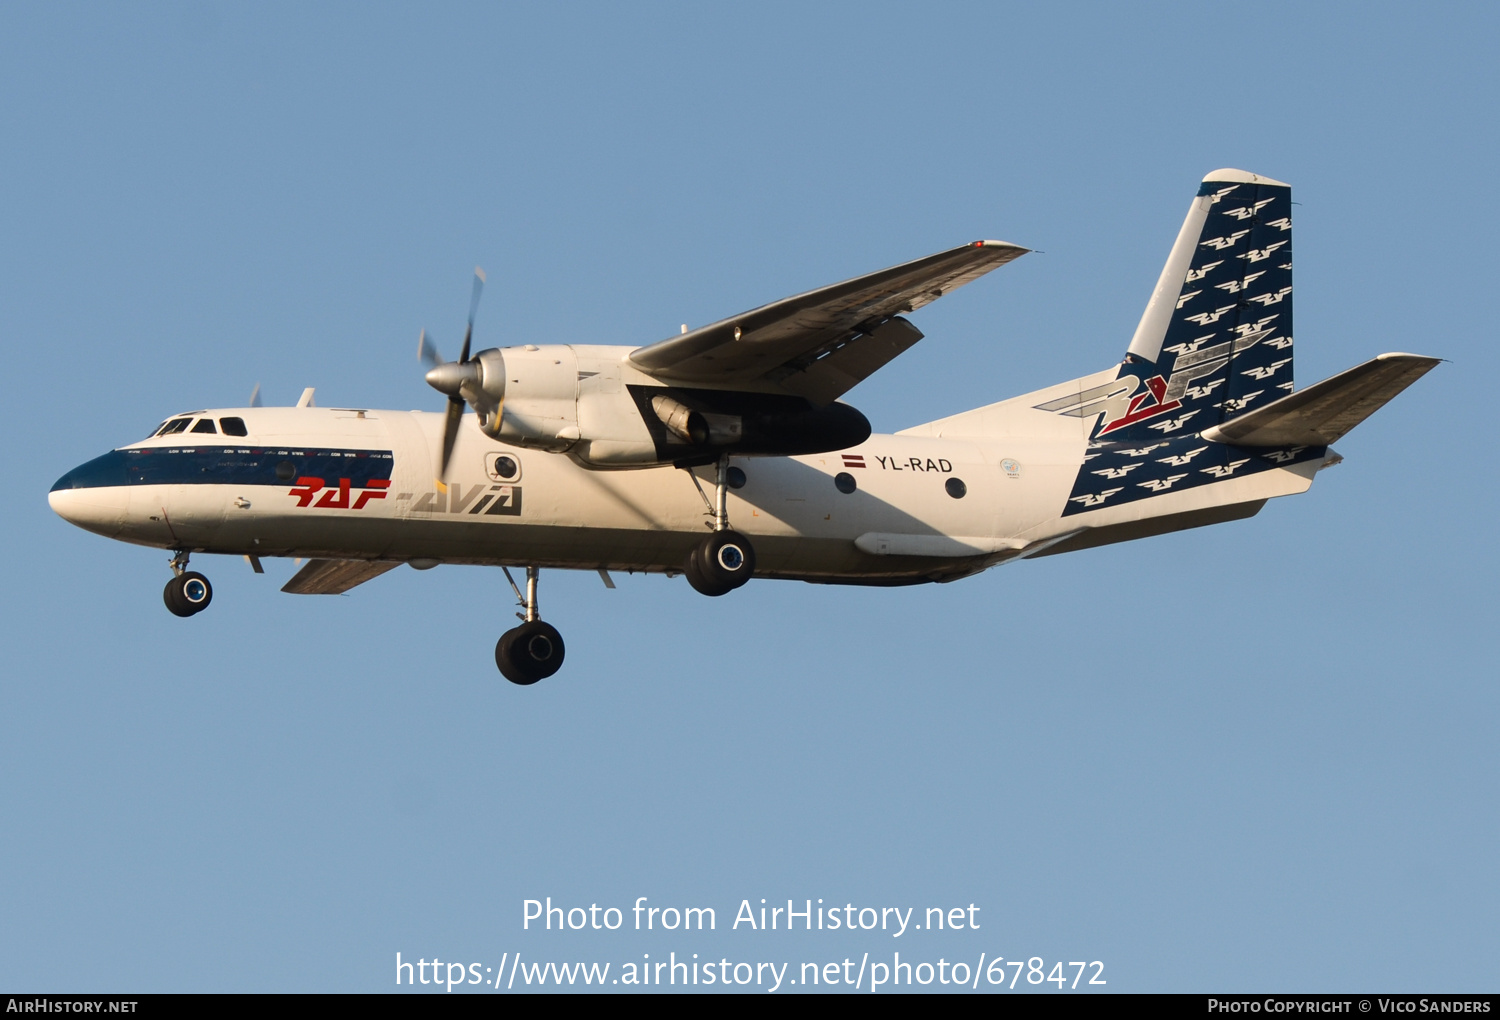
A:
[49,169,1439,685]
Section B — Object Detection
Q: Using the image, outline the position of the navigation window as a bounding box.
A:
[191,419,217,434]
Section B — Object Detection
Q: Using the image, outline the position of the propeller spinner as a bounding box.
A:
[420,267,487,478]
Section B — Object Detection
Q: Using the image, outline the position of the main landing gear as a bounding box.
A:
[682,455,756,598]
[163,551,213,618]
[495,565,565,685]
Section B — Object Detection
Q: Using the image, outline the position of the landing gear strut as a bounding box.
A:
[495,565,565,685]
[163,550,213,617]
[682,455,756,597]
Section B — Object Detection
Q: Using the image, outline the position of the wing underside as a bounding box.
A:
[628,240,1027,404]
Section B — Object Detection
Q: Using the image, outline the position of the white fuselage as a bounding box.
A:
[49,388,1326,586]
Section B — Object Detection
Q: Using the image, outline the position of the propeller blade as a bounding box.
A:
[248,383,262,408]
[439,395,464,478]
[468,267,486,326]
[417,329,443,368]
[459,267,485,364]
[423,268,487,478]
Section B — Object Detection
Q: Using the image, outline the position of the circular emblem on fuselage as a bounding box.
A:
[1001,458,1021,478]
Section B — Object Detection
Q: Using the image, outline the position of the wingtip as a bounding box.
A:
[972,239,1028,251]
[1375,352,1445,369]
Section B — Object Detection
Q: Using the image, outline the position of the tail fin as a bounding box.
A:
[1051,169,1296,442]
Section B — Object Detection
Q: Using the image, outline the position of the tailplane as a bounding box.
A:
[1201,352,1440,447]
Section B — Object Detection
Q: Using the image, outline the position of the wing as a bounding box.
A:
[281,559,401,595]
[628,240,1027,405]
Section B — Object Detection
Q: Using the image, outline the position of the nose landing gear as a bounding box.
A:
[163,551,213,617]
[495,565,566,685]
[682,455,756,597]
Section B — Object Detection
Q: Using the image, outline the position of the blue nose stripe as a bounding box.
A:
[50,446,395,491]
[51,450,129,492]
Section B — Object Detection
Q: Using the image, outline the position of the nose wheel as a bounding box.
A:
[495,565,566,685]
[496,620,565,685]
[681,455,756,597]
[163,552,213,617]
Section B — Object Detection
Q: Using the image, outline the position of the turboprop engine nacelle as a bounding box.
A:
[441,344,870,468]
[466,345,583,453]
[443,344,661,459]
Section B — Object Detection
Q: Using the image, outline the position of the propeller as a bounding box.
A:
[420,267,487,478]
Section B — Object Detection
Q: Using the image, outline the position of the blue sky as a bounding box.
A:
[2,2,1495,992]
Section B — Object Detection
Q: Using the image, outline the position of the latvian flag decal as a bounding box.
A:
[841,453,866,468]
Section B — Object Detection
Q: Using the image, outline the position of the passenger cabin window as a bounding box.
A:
[191,419,217,434]
[156,418,191,436]
[219,417,248,437]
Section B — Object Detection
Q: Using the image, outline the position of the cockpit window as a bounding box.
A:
[156,418,191,436]
[219,417,248,437]
[147,421,169,438]
[190,419,217,434]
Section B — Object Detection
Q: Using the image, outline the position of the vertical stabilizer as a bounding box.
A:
[1028,170,1318,517]
[1057,169,1295,444]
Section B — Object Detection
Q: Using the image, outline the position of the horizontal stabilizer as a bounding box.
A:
[1201,353,1440,447]
[282,559,400,595]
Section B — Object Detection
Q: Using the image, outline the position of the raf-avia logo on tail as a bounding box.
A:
[1036,323,1276,437]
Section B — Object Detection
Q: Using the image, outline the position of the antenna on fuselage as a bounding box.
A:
[248,383,263,408]
[297,388,316,408]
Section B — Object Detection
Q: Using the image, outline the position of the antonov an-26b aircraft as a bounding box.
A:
[51,170,1438,684]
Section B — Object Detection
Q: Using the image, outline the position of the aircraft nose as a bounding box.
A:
[49,452,131,537]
